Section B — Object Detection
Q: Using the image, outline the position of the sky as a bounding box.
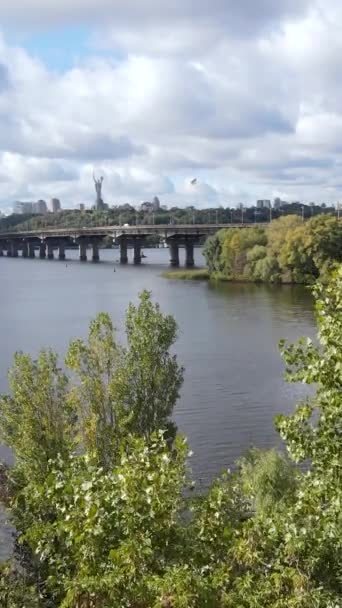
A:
[0,0,342,211]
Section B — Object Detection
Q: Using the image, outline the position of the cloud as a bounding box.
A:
[0,153,77,183]
[1,1,342,209]
[0,63,9,91]
[0,1,311,33]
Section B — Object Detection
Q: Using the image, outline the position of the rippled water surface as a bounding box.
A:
[0,247,315,557]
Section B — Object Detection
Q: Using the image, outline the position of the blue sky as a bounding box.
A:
[0,0,341,212]
[8,27,93,71]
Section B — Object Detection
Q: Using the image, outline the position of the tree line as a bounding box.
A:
[204,214,342,284]
[0,277,341,606]
[0,202,339,234]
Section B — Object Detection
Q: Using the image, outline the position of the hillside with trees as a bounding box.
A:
[0,203,339,234]
[0,213,36,232]
[204,214,342,284]
[0,275,341,607]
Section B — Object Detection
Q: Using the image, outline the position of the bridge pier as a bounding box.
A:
[39,243,46,259]
[92,242,100,262]
[28,243,35,258]
[58,242,66,261]
[47,243,54,260]
[169,241,180,267]
[119,239,128,264]
[22,242,28,258]
[0,223,226,265]
[10,242,18,257]
[185,241,195,267]
[133,239,142,265]
[79,242,87,262]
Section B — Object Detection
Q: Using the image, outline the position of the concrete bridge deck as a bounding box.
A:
[0,223,268,267]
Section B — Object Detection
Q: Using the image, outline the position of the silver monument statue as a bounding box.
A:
[93,172,105,210]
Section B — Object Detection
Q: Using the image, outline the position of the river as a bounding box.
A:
[0,247,315,477]
[0,247,315,556]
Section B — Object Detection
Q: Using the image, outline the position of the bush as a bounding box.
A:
[1,272,342,606]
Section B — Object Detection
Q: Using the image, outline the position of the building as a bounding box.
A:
[140,201,154,212]
[14,201,34,214]
[14,199,48,215]
[256,199,271,209]
[50,198,61,213]
[152,196,161,210]
[140,197,161,213]
[79,204,85,212]
[34,200,48,214]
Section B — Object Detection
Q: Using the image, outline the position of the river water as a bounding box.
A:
[0,247,315,556]
[0,247,315,477]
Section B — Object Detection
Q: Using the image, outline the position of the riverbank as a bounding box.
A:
[162,269,210,280]
[162,269,305,284]
[203,215,342,286]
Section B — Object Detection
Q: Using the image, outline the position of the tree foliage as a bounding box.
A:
[1,203,339,235]
[203,214,342,284]
[0,272,342,607]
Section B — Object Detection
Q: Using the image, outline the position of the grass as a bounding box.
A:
[162,269,210,281]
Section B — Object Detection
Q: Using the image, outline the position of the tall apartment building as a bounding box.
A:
[14,201,34,214]
[50,198,61,213]
[256,199,271,209]
[35,199,48,214]
[14,200,48,214]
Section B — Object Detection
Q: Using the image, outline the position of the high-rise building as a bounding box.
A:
[14,199,48,215]
[257,199,271,209]
[50,198,61,213]
[80,204,85,211]
[14,201,34,214]
[34,200,48,214]
[152,196,161,210]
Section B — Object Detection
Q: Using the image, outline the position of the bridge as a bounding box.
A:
[0,223,267,267]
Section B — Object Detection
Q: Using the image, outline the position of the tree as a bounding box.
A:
[65,291,184,465]
[203,231,224,276]
[13,433,189,607]
[115,291,184,441]
[1,274,341,607]
[203,214,342,284]
[65,312,124,467]
[0,350,75,482]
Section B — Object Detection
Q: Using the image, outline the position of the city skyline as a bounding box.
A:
[1,2,342,211]
[10,196,339,217]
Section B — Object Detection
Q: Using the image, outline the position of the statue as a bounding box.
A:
[93,172,105,209]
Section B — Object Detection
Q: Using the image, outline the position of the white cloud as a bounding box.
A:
[0,1,311,32]
[1,1,342,209]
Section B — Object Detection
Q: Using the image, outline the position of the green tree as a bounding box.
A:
[15,433,189,607]
[1,274,342,607]
[203,231,225,276]
[204,214,342,285]
[0,350,75,482]
[65,312,124,466]
[65,291,184,464]
[115,291,184,441]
